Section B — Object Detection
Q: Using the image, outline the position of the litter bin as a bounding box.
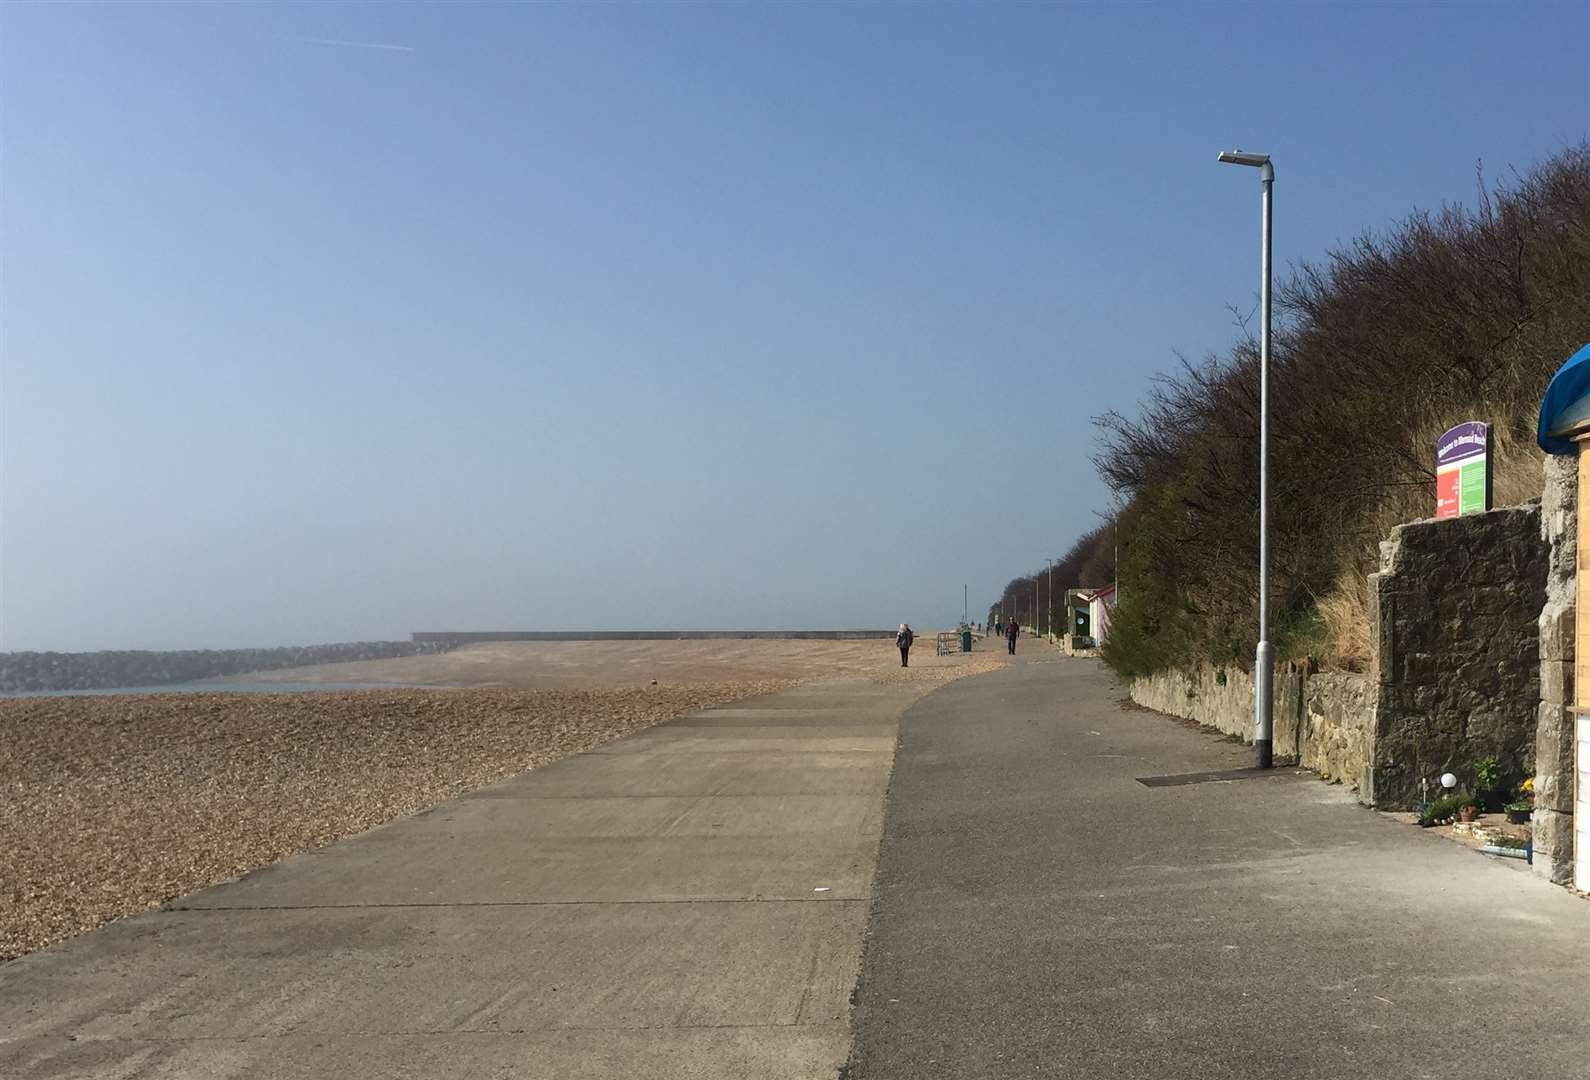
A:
[961,630,973,652]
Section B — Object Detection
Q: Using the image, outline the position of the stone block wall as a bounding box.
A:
[1534,454,1576,884]
[1363,505,1548,808]
[1130,662,1362,780]
[1302,672,1373,785]
[1131,504,1550,812]
[1130,664,1253,743]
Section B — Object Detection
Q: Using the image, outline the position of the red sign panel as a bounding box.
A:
[1435,468,1461,520]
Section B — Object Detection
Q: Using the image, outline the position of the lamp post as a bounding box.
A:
[1218,148,1274,769]
[1046,558,1055,643]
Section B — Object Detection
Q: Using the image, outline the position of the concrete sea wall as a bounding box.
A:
[412,630,898,644]
[0,641,454,694]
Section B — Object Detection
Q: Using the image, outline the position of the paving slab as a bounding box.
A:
[2,1026,852,1080]
[619,722,900,740]
[672,707,859,723]
[403,792,886,838]
[0,674,945,1079]
[172,832,880,906]
[590,732,897,755]
[481,749,892,798]
[3,901,863,1039]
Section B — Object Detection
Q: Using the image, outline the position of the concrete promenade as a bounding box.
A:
[846,656,1590,1078]
[10,648,1590,1079]
[0,675,929,1079]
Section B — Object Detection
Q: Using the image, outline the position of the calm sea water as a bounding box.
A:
[0,681,421,699]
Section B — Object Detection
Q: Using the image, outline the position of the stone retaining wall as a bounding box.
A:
[1130,663,1369,784]
[0,641,455,694]
[1130,503,1549,812]
[1533,454,1576,884]
[1363,504,1547,808]
[1302,672,1374,785]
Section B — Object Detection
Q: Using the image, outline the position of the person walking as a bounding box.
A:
[1005,619,1020,655]
[896,623,915,667]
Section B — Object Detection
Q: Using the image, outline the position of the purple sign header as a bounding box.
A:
[1437,421,1489,468]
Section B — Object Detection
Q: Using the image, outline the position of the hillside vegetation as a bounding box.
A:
[997,144,1590,677]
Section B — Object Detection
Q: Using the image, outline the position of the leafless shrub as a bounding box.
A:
[1083,143,1590,674]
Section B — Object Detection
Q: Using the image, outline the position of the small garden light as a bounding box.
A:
[1440,772,1458,790]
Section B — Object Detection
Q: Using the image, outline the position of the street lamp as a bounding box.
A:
[1218,147,1275,770]
[1046,558,1055,643]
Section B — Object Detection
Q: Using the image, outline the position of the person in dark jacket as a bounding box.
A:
[896,623,915,667]
[1005,619,1020,655]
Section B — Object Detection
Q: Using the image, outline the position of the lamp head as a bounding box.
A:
[1218,150,1271,167]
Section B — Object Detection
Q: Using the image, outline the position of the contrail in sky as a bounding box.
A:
[286,37,416,53]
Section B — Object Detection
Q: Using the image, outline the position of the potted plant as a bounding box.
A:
[1473,757,1501,811]
[1455,788,1485,823]
[1417,791,1467,827]
[1505,778,1534,824]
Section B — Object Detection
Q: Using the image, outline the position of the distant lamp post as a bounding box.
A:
[1046,558,1055,643]
[1218,147,1275,770]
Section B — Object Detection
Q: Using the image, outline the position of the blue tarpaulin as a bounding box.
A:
[1537,341,1590,455]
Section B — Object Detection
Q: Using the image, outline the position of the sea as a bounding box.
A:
[0,681,416,699]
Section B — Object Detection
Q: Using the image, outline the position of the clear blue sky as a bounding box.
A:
[2,2,1586,650]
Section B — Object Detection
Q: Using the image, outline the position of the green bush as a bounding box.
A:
[1417,792,1474,827]
[1474,757,1500,793]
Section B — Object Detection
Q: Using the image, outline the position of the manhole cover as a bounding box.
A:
[1136,767,1280,788]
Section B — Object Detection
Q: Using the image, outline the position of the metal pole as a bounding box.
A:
[1047,559,1054,643]
[964,584,968,627]
[1254,160,1274,769]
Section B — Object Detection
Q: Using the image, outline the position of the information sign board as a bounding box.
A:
[1435,421,1491,519]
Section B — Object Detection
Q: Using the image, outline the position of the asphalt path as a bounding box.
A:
[845,653,1590,1079]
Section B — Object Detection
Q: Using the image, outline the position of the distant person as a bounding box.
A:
[896,623,915,667]
[1006,619,1020,655]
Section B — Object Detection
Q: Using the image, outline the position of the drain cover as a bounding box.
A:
[1136,767,1278,788]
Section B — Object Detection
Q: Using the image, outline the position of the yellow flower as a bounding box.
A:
[1521,777,1535,793]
